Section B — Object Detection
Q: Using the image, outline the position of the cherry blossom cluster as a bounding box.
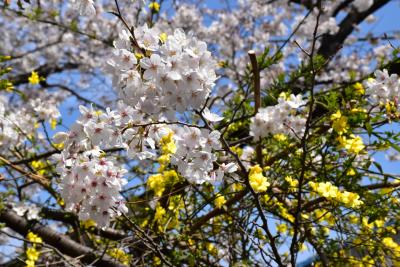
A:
[365,69,400,105]
[169,126,234,184]
[106,26,217,117]
[250,94,307,140]
[53,103,158,160]
[0,96,38,150]
[29,97,61,123]
[12,203,40,220]
[52,103,142,226]
[55,148,127,227]
[52,102,230,224]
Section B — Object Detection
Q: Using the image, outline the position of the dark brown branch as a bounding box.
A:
[0,208,126,267]
[248,50,263,167]
[9,63,79,86]
[41,207,127,241]
[288,0,314,9]
[332,0,354,17]
[318,0,391,59]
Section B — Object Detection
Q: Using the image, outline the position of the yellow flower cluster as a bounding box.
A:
[108,248,131,265]
[262,195,295,223]
[31,160,48,175]
[145,130,185,231]
[276,223,288,234]
[330,110,348,135]
[273,133,287,142]
[154,204,166,223]
[0,56,14,92]
[147,170,180,197]
[309,182,363,208]
[337,134,365,154]
[153,196,183,232]
[147,130,180,196]
[27,232,42,244]
[382,237,400,258]
[249,165,270,193]
[159,131,176,156]
[285,176,298,191]
[25,232,42,267]
[314,209,336,225]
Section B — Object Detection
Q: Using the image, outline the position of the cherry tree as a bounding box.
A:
[0,0,400,266]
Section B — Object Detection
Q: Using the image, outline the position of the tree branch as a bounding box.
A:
[0,208,126,267]
[318,0,391,59]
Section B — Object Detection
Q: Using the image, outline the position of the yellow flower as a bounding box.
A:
[5,81,13,92]
[57,197,65,207]
[108,248,131,265]
[278,92,288,100]
[299,243,308,251]
[135,53,144,60]
[214,194,226,208]
[310,182,363,208]
[273,133,287,142]
[81,219,97,229]
[148,2,160,12]
[31,160,47,175]
[25,259,36,267]
[28,71,41,85]
[206,243,218,255]
[218,61,226,68]
[26,247,40,261]
[157,154,170,165]
[160,132,176,155]
[338,135,365,154]
[27,232,42,244]
[159,32,167,43]
[316,182,339,199]
[339,191,363,208]
[163,170,179,183]
[249,165,270,193]
[346,135,365,154]
[53,142,64,150]
[276,223,287,234]
[353,82,365,95]
[346,168,356,176]
[382,237,400,257]
[147,173,165,197]
[331,110,348,135]
[50,118,57,130]
[285,176,298,188]
[154,205,166,222]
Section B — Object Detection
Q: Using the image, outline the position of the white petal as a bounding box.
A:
[202,107,224,122]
